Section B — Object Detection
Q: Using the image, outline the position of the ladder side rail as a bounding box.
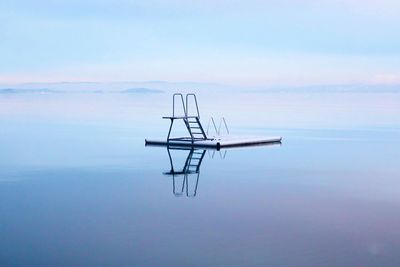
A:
[206,117,218,136]
[183,118,195,143]
[195,117,207,139]
[218,117,230,135]
[185,93,200,118]
[222,117,230,134]
[172,93,186,117]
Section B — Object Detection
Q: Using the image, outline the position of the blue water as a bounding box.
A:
[0,92,399,266]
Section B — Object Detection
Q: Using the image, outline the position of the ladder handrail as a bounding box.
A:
[172,93,185,117]
[218,117,229,135]
[206,117,218,136]
[206,116,229,136]
[185,93,200,118]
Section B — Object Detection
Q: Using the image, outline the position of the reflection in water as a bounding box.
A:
[163,148,226,197]
[208,149,227,159]
[2,93,400,266]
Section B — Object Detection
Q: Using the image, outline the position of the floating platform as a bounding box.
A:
[145,135,282,150]
[145,93,282,150]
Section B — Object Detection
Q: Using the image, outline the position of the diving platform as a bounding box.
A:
[145,93,282,150]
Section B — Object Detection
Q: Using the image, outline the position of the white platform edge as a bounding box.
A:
[145,136,282,149]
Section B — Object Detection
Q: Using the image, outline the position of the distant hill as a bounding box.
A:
[119,88,164,94]
[1,82,399,95]
[0,81,227,94]
[251,84,400,94]
[0,88,62,94]
[0,87,165,94]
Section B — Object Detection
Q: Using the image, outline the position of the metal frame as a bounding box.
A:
[163,93,208,144]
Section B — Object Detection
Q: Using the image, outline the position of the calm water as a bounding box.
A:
[0,92,399,266]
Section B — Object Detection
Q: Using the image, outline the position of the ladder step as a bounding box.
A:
[190,127,201,129]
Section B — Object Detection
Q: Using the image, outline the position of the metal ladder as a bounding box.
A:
[163,93,208,143]
[184,116,207,141]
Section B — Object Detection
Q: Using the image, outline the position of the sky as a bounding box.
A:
[1,0,400,87]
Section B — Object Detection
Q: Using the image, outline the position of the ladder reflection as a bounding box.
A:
[163,147,226,197]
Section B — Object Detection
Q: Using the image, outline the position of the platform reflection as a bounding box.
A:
[162,147,227,197]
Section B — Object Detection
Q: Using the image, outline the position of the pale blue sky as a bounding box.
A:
[1,0,400,86]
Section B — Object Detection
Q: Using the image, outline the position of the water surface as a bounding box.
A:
[0,92,399,266]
